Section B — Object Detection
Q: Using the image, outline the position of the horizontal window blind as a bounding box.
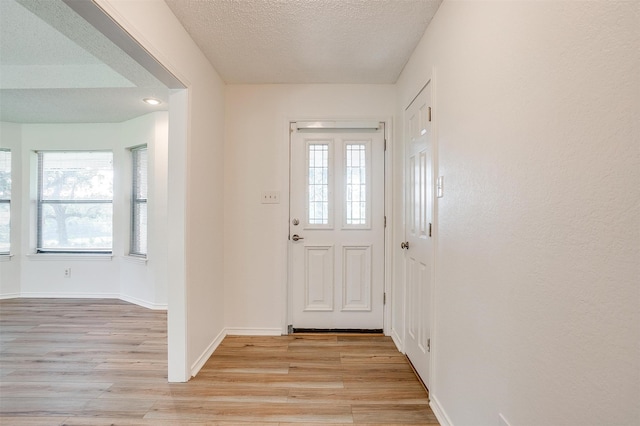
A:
[37,151,113,252]
[0,149,11,254]
[131,146,148,256]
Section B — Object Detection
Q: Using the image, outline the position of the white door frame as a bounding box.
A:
[284,117,393,334]
[402,80,433,386]
[400,73,438,390]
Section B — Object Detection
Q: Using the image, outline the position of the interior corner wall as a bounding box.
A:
[395,1,640,425]
[223,84,395,333]
[2,115,168,306]
[118,112,169,309]
[0,122,22,298]
[19,123,121,297]
[97,0,227,381]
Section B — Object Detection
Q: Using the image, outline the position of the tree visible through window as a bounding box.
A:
[0,149,10,254]
[37,151,113,252]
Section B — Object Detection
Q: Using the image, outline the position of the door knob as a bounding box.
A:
[292,234,304,242]
[401,241,409,249]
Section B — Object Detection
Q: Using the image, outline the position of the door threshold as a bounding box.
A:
[292,328,383,334]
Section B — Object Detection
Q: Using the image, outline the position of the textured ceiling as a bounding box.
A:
[1,0,443,124]
[0,0,168,124]
[165,0,443,84]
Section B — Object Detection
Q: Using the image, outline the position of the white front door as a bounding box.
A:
[289,123,385,330]
[403,84,433,386]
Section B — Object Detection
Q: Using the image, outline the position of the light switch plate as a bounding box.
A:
[436,176,444,198]
[261,191,280,204]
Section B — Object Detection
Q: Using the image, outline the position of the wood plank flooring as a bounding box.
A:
[0,298,438,425]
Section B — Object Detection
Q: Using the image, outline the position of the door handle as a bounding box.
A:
[292,234,304,242]
[401,241,409,249]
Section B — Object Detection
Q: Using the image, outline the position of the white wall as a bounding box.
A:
[19,123,121,297]
[224,84,395,333]
[0,114,168,307]
[118,112,169,309]
[0,122,22,297]
[395,1,640,425]
[97,0,227,381]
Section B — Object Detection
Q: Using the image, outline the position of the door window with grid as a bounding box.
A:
[307,142,331,227]
[37,151,113,253]
[344,142,371,228]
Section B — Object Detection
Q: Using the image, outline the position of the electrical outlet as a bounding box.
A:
[64,268,71,278]
[261,191,280,204]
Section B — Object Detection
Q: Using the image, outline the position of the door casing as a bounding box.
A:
[400,73,438,391]
[284,117,393,334]
[403,81,433,386]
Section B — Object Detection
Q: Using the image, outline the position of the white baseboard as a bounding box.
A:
[225,327,283,336]
[119,294,167,310]
[430,394,453,426]
[190,328,227,377]
[0,292,20,300]
[390,328,403,353]
[5,293,166,310]
[18,292,120,299]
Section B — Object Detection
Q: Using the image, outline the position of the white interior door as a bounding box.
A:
[289,123,385,330]
[403,84,433,386]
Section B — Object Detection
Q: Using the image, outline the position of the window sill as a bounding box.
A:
[27,253,113,262]
[0,254,13,262]
[122,255,148,265]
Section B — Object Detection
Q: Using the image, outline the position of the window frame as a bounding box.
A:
[343,140,372,229]
[0,149,11,255]
[36,150,114,254]
[130,145,148,257]
[305,139,334,229]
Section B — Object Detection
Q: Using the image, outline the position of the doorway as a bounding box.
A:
[288,121,386,331]
[402,82,434,386]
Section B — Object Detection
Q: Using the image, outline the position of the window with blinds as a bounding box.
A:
[37,151,113,253]
[0,149,11,255]
[131,146,148,256]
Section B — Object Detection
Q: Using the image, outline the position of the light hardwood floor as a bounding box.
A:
[0,298,439,425]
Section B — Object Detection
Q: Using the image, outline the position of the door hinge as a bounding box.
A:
[383,292,386,305]
[384,139,387,151]
[427,338,431,352]
[428,107,432,122]
[429,222,432,237]
[384,216,387,228]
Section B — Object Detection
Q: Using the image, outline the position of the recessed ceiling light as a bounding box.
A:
[143,98,161,106]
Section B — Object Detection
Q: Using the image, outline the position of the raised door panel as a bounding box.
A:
[304,245,334,311]
[341,245,372,311]
[417,262,428,354]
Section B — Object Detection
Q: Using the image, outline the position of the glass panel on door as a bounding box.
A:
[345,143,369,227]
[307,143,330,226]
